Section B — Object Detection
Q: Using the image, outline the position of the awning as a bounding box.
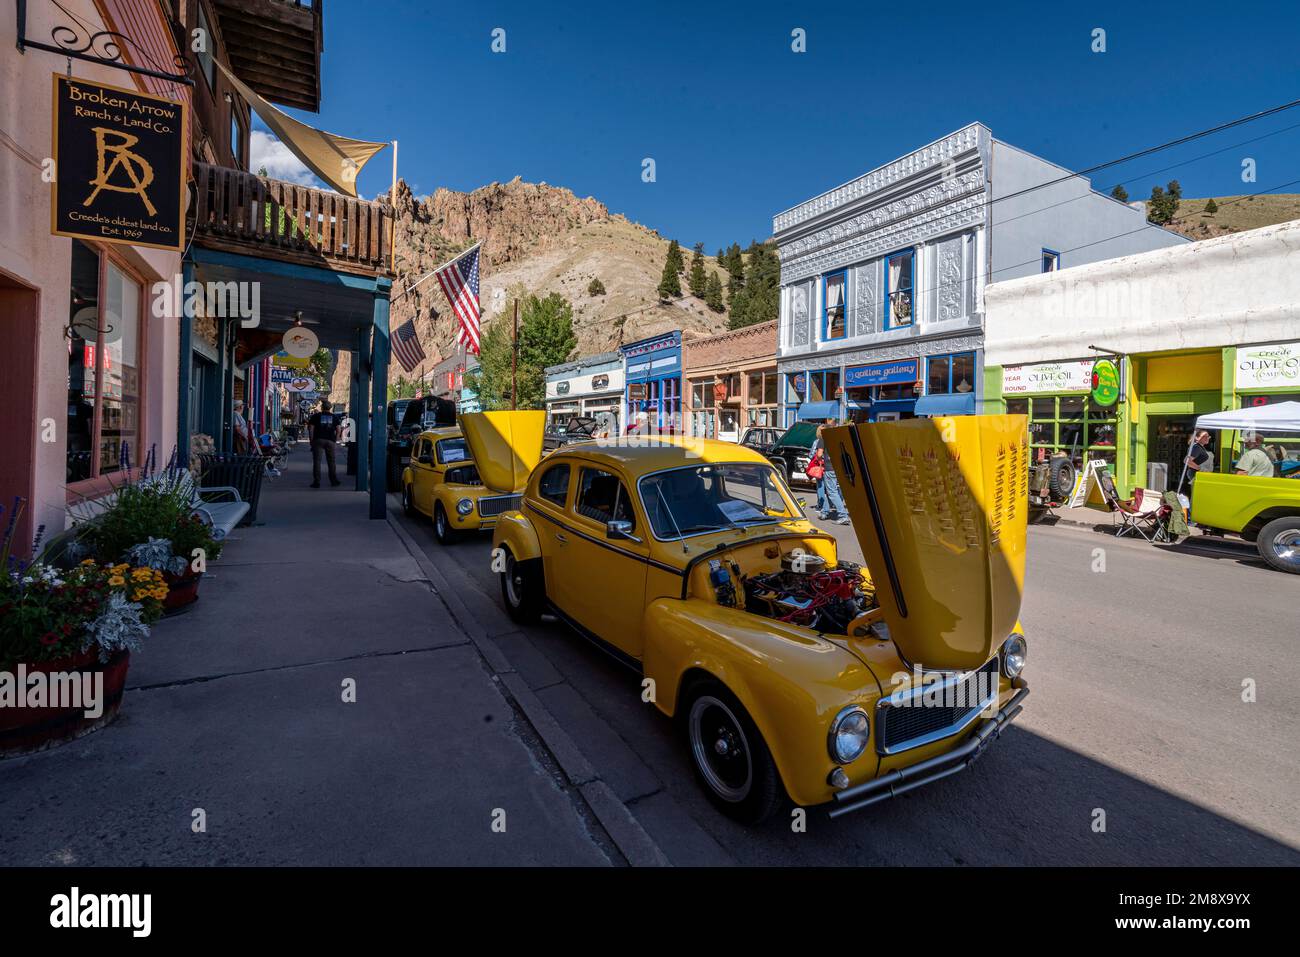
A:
[797,401,841,421]
[915,392,977,417]
[1196,401,1300,433]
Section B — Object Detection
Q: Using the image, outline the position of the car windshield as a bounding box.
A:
[436,437,469,464]
[639,464,798,539]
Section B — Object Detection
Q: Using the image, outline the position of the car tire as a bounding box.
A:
[684,679,785,826]
[402,483,418,518]
[1256,516,1300,574]
[433,503,461,546]
[499,548,544,624]
[1047,456,1076,502]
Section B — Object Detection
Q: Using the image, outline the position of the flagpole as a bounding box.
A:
[389,140,398,273]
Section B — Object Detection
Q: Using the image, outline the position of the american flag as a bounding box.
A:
[435,244,482,355]
[391,318,426,373]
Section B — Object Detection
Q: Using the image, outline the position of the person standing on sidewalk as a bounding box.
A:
[308,401,341,488]
[812,424,850,525]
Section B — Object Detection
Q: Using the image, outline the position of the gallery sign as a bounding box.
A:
[1002,360,1094,395]
[844,358,919,388]
[1236,342,1300,390]
[51,75,188,251]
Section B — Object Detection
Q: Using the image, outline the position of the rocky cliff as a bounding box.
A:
[331,177,733,395]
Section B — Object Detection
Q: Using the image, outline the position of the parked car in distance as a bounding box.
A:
[388,396,456,488]
[739,426,782,454]
[492,415,1031,824]
[765,421,819,488]
[543,415,600,453]
[402,411,545,544]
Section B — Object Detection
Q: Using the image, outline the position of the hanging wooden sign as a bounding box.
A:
[51,75,188,251]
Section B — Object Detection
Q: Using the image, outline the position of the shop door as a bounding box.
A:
[1149,415,1199,489]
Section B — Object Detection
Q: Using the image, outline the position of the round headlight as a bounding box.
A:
[828,707,870,764]
[456,498,474,516]
[1002,634,1027,678]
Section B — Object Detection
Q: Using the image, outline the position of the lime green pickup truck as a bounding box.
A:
[1191,472,1300,573]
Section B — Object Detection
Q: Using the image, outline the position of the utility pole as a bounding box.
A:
[511,298,519,410]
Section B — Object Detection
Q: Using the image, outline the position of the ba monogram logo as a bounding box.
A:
[85,127,157,216]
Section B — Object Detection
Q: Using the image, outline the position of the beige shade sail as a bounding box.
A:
[217,59,388,197]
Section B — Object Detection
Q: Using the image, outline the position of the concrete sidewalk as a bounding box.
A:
[0,447,615,866]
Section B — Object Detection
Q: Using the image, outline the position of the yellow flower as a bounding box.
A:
[80,558,96,566]
[112,563,129,574]
[108,575,125,587]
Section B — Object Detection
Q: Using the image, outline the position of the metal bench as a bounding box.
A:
[190,485,250,540]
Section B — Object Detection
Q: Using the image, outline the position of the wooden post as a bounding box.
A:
[511,298,518,410]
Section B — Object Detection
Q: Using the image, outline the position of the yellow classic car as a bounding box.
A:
[401,411,545,545]
[484,413,1032,825]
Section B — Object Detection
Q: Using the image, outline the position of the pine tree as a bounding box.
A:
[715,248,725,263]
[724,242,745,302]
[1147,180,1182,225]
[688,243,708,297]
[588,277,606,296]
[657,252,681,300]
[665,240,684,277]
[704,272,725,312]
[1110,184,1129,202]
[1204,197,1219,215]
[728,241,780,329]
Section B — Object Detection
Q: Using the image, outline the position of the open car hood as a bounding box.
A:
[824,415,1029,672]
[457,411,546,493]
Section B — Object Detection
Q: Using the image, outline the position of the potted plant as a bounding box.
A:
[1,499,166,755]
[76,467,223,612]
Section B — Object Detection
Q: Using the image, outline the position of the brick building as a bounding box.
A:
[683,321,778,442]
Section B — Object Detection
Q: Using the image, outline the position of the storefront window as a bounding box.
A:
[1008,394,1117,462]
[928,352,976,395]
[66,243,144,483]
[691,378,715,409]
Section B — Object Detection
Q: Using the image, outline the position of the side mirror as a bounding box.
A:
[606,519,635,541]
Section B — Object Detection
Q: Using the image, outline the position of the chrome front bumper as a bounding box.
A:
[828,678,1029,818]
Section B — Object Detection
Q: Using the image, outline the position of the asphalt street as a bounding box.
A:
[398,490,1300,866]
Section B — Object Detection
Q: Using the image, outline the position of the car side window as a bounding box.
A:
[538,463,570,507]
[413,438,429,463]
[575,467,635,530]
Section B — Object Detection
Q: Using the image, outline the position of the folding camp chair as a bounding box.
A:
[1096,471,1167,542]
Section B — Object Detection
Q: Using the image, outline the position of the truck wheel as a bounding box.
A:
[1047,456,1076,502]
[499,548,544,624]
[433,503,461,545]
[1256,517,1300,574]
[685,680,785,826]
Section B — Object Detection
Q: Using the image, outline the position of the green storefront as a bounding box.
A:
[984,341,1300,496]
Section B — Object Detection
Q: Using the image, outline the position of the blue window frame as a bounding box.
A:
[926,352,977,395]
[822,270,847,341]
[1041,248,1060,273]
[884,248,915,329]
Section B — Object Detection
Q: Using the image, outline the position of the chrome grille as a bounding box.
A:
[876,658,1000,754]
[477,493,522,518]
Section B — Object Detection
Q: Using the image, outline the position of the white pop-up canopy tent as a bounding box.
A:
[1195,402,1300,433]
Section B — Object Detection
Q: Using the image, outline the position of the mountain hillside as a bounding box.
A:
[1159,193,1300,240]
[330,178,737,397]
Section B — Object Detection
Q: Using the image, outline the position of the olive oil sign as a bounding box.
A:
[51,75,188,251]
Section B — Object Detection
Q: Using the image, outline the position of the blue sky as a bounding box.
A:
[256,0,1300,251]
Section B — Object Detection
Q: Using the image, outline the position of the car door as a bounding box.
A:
[410,437,435,514]
[554,465,649,658]
[529,459,573,595]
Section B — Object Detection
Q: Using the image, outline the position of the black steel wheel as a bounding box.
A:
[433,503,461,545]
[684,680,784,825]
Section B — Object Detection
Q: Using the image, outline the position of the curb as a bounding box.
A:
[385,503,671,867]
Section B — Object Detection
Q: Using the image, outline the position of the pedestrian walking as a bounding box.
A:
[308,401,341,488]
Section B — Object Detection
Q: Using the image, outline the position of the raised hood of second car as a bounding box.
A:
[824,415,1029,672]
[457,410,546,493]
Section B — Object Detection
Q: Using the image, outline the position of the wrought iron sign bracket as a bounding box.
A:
[15,0,194,87]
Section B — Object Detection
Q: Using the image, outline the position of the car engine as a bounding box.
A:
[742,553,876,635]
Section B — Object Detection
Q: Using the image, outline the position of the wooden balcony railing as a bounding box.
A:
[190,162,393,277]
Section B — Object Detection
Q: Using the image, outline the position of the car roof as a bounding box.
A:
[549,436,772,473]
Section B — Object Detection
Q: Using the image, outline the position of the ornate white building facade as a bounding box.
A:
[774,123,1187,425]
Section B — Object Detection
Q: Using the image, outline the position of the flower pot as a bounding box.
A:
[162,570,202,613]
[0,649,130,757]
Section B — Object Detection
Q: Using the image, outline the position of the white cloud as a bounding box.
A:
[249,130,322,187]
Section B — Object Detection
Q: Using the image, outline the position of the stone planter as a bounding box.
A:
[0,649,130,757]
